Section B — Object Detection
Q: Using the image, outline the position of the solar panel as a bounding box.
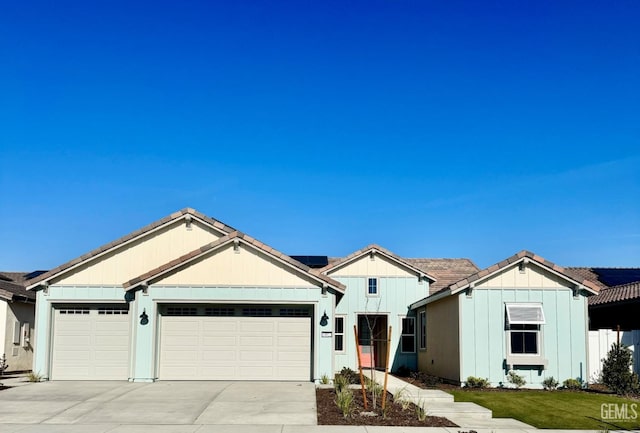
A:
[24,270,48,280]
[290,255,329,268]
[593,268,640,287]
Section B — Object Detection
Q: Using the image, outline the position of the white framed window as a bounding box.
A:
[334,316,345,352]
[505,303,547,368]
[419,310,426,350]
[367,278,378,296]
[400,317,415,353]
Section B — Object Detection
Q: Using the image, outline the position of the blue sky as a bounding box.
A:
[1,0,638,271]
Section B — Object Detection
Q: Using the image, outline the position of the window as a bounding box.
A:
[205,307,235,316]
[279,308,310,316]
[505,303,547,368]
[419,310,426,350]
[242,307,272,316]
[367,278,378,295]
[165,307,197,316]
[509,324,539,354]
[401,317,415,353]
[334,317,345,351]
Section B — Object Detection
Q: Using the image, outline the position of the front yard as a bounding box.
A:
[448,389,640,430]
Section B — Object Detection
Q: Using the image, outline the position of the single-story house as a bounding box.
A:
[0,272,37,372]
[25,209,602,386]
[410,251,601,388]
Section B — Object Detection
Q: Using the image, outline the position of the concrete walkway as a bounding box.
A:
[0,376,625,433]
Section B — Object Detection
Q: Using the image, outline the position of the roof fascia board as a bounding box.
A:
[450,258,598,295]
[410,289,452,310]
[326,247,436,282]
[125,237,345,294]
[27,212,226,290]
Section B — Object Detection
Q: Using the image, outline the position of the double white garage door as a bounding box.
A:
[51,305,311,381]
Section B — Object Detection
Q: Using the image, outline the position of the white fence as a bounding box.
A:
[588,329,640,383]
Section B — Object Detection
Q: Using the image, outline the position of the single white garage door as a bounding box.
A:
[159,307,311,381]
[51,306,130,380]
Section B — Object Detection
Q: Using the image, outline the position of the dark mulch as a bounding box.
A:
[0,386,11,391]
[316,388,457,427]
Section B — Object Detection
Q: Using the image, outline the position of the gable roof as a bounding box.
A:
[411,250,601,309]
[405,258,479,294]
[589,281,640,307]
[26,208,236,290]
[123,231,345,293]
[0,272,36,302]
[318,244,437,282]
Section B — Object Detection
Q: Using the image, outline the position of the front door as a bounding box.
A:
[357,314,388,370]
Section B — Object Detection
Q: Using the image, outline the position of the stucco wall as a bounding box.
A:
[1,301,35,372]
[417,295,460,382]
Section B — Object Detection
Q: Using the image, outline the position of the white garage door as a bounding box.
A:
[159,306,311,381]
[51,306,130,380]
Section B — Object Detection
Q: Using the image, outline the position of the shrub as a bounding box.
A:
[340,367,360,384]
[542,376,559,390]
[562,378,582,390]
[334,374,349,392]
[27,371,44,383]
[395,365,412,377]
[334,388,354,418]
[410,371,440,388]
[507,371,526,388]
[415,399,427,421]
[601,342,640,395]
[465,376,490,389]
[319,374,330,385]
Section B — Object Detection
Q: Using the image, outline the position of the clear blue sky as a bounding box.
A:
[1,0,638,271]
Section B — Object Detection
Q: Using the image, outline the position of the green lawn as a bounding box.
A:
[447,389,640,430]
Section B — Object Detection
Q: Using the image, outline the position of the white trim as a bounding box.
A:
[505,303,546,325]
[27,213,228,290]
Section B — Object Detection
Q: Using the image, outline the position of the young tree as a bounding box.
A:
[601,342,639,395]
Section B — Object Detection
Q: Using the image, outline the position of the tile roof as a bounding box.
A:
[27,208,236,289]
[589,281,640,306]
[438,250,602,296]
[0,272,36,302]
[565,267,609,290]
[123,231,345,292]
[318,244,438,282]
[405,258,479,294]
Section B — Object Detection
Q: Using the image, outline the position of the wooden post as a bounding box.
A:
[354,325,368,410]
[381,326,392,411]
[617,324,621,345]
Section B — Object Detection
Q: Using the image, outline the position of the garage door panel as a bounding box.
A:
[52,307,130,380]
[159,314,310,381]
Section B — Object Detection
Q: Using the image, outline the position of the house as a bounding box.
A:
[0,272,37,372]
[410,251,601,388]
[24,208,602,385]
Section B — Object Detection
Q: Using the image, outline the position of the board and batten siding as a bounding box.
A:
[418,295,460,382]
[55,220,223,286]
[331,256,429,372]
[459,263,589,388]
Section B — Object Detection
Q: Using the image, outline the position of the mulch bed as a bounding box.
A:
[316,388,458,427]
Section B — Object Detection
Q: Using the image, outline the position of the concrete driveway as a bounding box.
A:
[0,380,317,428]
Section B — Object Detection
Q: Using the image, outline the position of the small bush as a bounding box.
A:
[334,374,349,392]
[410,371,440,388]
[394,386,412,411]
[563,378,582,390]
[465,376,490,389]
[507,371,526,388]
[27,371,44,383]
[320,374,330,384]
[340,367,360,384]
[334,388,354,418]
[395,365,412,377]
[542,376,559,390]
[601,342,640,395]
[415,399,427,421]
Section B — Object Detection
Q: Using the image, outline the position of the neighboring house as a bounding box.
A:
[410,251,601,388]
[0,272,38,372]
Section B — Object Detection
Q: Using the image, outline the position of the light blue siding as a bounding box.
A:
[34,284,334,382]
[460,287,589,388]
[333,276,428,373]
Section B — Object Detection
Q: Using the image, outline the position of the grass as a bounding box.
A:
[448,389,640,430]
